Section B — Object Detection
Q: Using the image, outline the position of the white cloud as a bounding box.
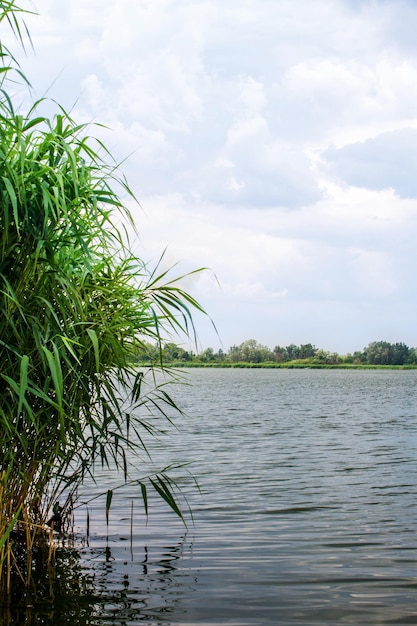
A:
[10,0,417,352]
[349,248,398,297]
[237,76,267,116]
[323,129,417,198]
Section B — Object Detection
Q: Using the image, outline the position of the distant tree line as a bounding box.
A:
[137,339,417,366]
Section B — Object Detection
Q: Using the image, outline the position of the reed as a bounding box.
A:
[0,1,207,592]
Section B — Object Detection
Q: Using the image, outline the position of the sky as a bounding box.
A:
[9,0,417,354]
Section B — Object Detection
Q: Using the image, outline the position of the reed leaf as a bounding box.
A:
[140,483,148,520]
[105,490,113,530]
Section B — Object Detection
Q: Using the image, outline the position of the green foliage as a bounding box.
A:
[227,339,273,363]
[153,339,417,367]
[362,341,412,365]
[0,0,208,589]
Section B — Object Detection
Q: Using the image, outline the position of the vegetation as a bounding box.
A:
[0,1,207,592]
[139,339,417,368]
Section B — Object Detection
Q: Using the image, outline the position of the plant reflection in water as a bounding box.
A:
[0,531,194,626]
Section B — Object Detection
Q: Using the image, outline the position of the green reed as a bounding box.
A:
[0,1,207,591]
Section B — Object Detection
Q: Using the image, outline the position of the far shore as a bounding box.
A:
[144,361,417,370]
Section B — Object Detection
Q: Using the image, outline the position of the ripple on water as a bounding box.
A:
[35,369,417,625]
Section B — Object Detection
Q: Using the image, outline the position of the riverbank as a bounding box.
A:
[152,361,417,370]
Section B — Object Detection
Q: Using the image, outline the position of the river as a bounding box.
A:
[9,368,417,625]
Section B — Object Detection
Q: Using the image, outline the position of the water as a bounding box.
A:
[9,369,417,625]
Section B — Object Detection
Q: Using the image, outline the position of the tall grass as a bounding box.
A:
[0,1,207,591]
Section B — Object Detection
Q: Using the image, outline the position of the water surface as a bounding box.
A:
[12,369,417,625]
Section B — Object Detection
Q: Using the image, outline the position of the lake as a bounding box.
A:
[8,368,417,625]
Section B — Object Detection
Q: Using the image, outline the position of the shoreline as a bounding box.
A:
[141,361,417,370]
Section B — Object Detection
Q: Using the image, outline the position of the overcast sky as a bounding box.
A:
[12,0,417,353]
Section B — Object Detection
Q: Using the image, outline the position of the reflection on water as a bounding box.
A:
[2,531,194,625]
[4,369,417,625]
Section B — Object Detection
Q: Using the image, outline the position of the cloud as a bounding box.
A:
[21,0,417,205]
[11,0,417,352]
[133,184,417,311]
[198,113,322,208]
[323,128,417,198]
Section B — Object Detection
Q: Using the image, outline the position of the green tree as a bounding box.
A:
[313,349,330,363]
[237,339,273,363]
[407,347,417,364]
[286,343,301,360]
[198,347,216,362]
[273,345,288,362]
[352,350,365,364]
[228,344,242,362]
[391,342,410,365]
[216,348,226,362]
[363,341,410,365]
[162,342,190,361]
[135,341,160,362]
[299,343,317,359]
